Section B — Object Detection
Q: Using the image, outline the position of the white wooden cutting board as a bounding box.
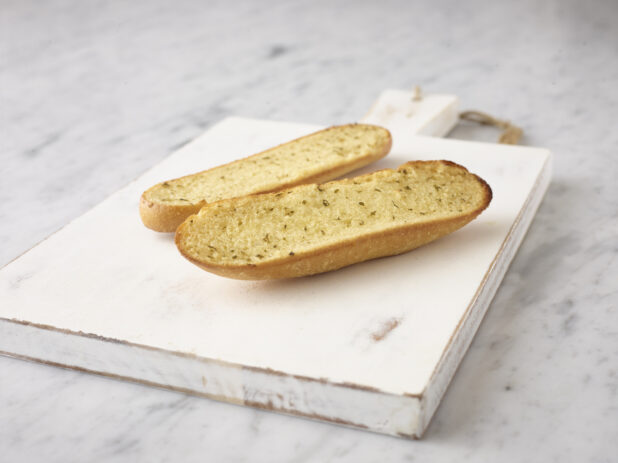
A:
[0,90,551,438]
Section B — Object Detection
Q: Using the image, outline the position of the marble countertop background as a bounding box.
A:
[1,0,616,461]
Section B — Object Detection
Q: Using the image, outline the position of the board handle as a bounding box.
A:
[361,89,459,138]
[364,87,523,145]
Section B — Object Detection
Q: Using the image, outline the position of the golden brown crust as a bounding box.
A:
[140,124,392,233]
[175,160,492,280]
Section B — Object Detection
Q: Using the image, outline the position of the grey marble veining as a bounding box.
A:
[1,0,617,461]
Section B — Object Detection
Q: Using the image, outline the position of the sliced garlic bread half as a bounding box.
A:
[140,124,392,232]
[175,160,492,280]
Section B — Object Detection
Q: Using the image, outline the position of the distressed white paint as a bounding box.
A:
[0,92,551,437]
[0,321,421,436]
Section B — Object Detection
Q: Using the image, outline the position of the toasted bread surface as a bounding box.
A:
[175,160,492,280]
[141,124,392,232]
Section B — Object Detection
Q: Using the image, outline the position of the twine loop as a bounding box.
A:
[459,110,523,145]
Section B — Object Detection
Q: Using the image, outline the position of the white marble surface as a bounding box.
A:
[0,0,616,461]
